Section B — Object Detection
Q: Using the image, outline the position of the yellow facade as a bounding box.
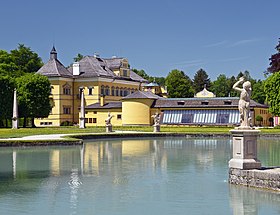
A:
[35,77,141,127]
[253,107,273,126]
[122,99,155,125]
[82,108,122,127]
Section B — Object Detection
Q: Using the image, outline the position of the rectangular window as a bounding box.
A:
[181,114,194,123]
[63,106,71,114]
[89,118,92,123]
[216,114,230,124]
[88,87,93,95]
[93,118,97,123]
[123,69,128,76]
[93,111,97,114]
[117,114,122,120]
[85,118,88,123]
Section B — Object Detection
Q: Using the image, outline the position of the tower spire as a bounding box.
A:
[50,46,57,60]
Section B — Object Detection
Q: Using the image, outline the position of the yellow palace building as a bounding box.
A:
[35,47,148,126]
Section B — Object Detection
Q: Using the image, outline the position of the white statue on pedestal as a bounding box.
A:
[152,112,160,126]
[105,112,113,126]
[232,77,252,128]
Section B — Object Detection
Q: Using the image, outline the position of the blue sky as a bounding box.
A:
[0,0,279,80]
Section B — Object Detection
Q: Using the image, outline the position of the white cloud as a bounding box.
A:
[229,38,262,47]
[171,59,205,68]
[204,40,228,48]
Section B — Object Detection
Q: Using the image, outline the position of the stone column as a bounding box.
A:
[12,89,18,129]
[79,89,85,129]
[228,129,261,170]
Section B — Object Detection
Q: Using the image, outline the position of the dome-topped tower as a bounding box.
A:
[194,84,216,98]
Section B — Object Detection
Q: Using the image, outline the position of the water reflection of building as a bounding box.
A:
[0,138,231,179]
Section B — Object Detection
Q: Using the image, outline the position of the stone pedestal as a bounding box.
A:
[79,117,85,129]
[228,129,261,170]
[153,125,160,132]
[106,125,113,133]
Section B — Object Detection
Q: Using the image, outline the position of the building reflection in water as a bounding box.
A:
[1,138,280,214]
[1,138,230,179]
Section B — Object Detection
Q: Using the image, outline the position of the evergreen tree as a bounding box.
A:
[193,68,210,93]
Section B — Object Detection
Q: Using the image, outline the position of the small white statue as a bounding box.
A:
[105,112,114,126]
[232,77,252,128]
[152,112,160,126]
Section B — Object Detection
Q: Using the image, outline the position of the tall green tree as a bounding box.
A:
[251,80,266,104]
[165,69,194,98]
[0,44,43,77]
[266,39,280,74]
[16,74,52,127]
[227,75,239,97]
[0,50,18,76]
[10,44,43,75]
[210,74,230,97]
[264,72,280,115]
[193,68,210,93]
[0,76,14,127]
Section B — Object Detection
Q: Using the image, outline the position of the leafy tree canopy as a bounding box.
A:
[266,39,280,75]
[264,72,280,115]
[165,69,194,98]
[0,76,15,121]
[10,44,43,74]
[16,74,52,127]
[0,44,43,77]
[210,74,230,97]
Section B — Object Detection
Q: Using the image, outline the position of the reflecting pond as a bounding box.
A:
[0,137,280,215]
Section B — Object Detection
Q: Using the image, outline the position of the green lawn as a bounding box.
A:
[1,126,280,139]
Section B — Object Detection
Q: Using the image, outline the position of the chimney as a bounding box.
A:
[73,62,80,76]
[93,52,100,58]
[100,95,105,107]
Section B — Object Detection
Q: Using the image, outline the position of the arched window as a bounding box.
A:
[124,88,128,96]
[101,85,105,95]
[105,86,110,96]
[127,88,131,95]
[111,87,115,96]
[63,83,71,95]
[120,88,124,97]
[116,87,119,96]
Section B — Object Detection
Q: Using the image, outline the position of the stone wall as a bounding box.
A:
[229,168,280,191]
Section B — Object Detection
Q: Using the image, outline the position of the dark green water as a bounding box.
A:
[0,137,280,215]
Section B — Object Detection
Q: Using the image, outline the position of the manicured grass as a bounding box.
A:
[1,126,280,139]
[0,127,106,138]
